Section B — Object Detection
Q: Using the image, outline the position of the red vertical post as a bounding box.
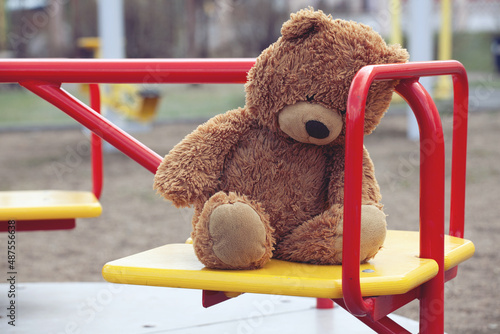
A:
[89,84,103,199]
[396,80,445,334]
[449,70,469,238]
[343,65,373,317]
[316,298,334,309]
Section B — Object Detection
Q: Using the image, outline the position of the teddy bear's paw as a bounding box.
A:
[360,205,387,262]
[209,203,267,267]
[192,192,275,270]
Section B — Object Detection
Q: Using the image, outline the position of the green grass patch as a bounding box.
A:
[0,86,84,127]
[0,84,246,128]
[453,32,497,72]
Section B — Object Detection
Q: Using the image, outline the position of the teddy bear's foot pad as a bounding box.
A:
[209,202,268,268]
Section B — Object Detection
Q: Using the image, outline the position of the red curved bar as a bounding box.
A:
[396,80,445,333]
[343,60,468,323]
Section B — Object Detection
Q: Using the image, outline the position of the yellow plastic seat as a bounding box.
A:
[0,190,102,226]
[102,230,474,299]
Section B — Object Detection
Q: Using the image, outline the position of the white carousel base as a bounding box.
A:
[1,282,420,333]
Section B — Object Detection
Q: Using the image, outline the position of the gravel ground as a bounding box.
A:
[0,110,499,333]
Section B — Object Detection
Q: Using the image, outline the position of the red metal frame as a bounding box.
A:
[341,61,468,333]
[0,84,103,232]
[89,83,103,199]
[0,59,468,333]
[0,219,76,232]
[0,58,254,84]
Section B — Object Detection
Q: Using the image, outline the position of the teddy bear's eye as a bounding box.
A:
[306,94,315,102]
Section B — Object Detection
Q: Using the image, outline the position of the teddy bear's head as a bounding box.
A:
[245,8,408,145]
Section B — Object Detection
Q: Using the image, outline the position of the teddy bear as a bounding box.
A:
[154,8,408,270]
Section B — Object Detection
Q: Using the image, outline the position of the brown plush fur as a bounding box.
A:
[154,8,409,270]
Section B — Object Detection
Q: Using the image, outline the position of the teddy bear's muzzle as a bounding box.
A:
[278,102,343,145]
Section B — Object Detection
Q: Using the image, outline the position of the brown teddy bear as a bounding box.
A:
[154,8,408,270]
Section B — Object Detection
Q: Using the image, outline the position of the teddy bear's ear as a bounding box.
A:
[281,7,330,41]
[384,44,410,65]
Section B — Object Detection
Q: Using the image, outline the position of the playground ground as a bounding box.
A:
[0,109,499,333]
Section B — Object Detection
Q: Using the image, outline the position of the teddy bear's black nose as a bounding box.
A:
[306,120,330,139]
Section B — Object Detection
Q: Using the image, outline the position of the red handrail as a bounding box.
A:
[0,58,254,84]
[396,80,446,332]
[344,60,468,333]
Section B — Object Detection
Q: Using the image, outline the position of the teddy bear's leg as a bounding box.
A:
[275,204,386,265]
[192,191,275,270]
[357,205,388,262]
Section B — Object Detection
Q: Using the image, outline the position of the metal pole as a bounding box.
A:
[435,0,453,100]
[0,0,6,52]
[390,0,402,46]
[97,0,127,150]
[407,0,434,141]
[97,0,125,59]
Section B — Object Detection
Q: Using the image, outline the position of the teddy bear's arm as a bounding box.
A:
[153,107,253,208]
[360,147,383,208]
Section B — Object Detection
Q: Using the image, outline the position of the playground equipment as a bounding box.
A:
[0,83,103,232]
[100,83,160,123]
[0,59,474,333]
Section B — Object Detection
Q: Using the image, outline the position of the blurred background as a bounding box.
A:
[0,0,499,128]
[0,0,499,61]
